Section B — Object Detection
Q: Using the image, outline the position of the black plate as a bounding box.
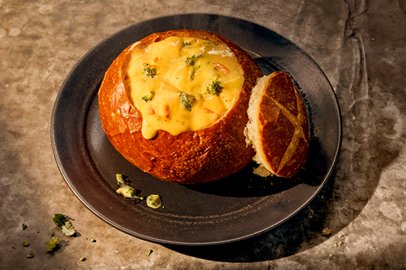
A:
[51,14,341,246]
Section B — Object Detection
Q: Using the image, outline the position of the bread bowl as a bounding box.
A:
[98,29,262,184]
[245,72,309,178]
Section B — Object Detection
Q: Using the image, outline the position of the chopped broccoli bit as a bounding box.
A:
[179,92,195,111]
[147,249,153,256]
[115,173,162,208]
[22,223,28,230]
[115,173,128,186]
[146,194,162,209]
[206,79,223,95]
[183,41,192,46]
[185,55,201,80]
[190,65,200,80]
[46,236,60,253]
[116,185,136,198]
[26,251,34,258]
[79,256,87,262]
[53,213,67,227]
[22,240,30,247]
[183,38,197,47]
[141,91,155,102]
[143,64,157,78]
[185,55,198,66]
[61,221,76,237]
[116,185,144,201]
[115,173,144,202]
[52,213,77,237]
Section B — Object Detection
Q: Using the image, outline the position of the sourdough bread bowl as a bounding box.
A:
[98,29,262,184]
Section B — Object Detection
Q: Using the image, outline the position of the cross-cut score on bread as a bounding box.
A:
[246,72,309,178]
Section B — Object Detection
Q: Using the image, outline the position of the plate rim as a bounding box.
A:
[50,13,342,246]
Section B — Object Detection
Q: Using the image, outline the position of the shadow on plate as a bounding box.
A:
[165,168,336,262]
[185,135,326,198]
[183,162,303,198]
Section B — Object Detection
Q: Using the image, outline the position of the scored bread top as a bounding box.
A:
[246,72,309,178]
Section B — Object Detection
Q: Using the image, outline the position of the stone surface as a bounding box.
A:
[1,0,405,269]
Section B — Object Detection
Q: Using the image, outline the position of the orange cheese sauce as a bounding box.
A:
[127,36,244,139]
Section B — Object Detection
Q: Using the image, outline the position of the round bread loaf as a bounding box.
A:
[246,72,309,178]
[98,30,262,184]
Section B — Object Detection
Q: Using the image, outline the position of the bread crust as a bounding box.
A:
[257,72,309,177]
[98,30,262,184]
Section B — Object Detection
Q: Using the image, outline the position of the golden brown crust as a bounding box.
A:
[98,30,262,184]
[257,72,309,177]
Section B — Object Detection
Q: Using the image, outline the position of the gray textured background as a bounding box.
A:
[1,0,405,269]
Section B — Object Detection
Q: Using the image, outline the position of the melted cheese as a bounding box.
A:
[127,36,244,139]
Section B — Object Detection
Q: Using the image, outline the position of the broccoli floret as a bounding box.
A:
[52,213,76,237]
[179,92,195,111]
[185,55,198,66]
[46,236,60,253]
[115,174,144,202]
[185,55,201,79]
[141,91,155,102]
[143,64,157,78]
[206,79,223,95]
[115,173,128,186]
[115,173,162,208]
[52,213,67,227]
[116,185,144,201]
[116,185,135,198]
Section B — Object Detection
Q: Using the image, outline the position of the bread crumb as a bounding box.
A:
[253,165,272,177]
[321,227,332,237]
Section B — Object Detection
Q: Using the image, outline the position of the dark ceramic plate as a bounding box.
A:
[51,14,341,246]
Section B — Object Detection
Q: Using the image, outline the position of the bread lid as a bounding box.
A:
[245,72,309,178]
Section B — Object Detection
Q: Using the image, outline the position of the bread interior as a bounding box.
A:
[246,75,274,177]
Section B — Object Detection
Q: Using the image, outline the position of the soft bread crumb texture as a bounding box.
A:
[246,72,309,178]
[252,164,273,177]
[246,75,270,166]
